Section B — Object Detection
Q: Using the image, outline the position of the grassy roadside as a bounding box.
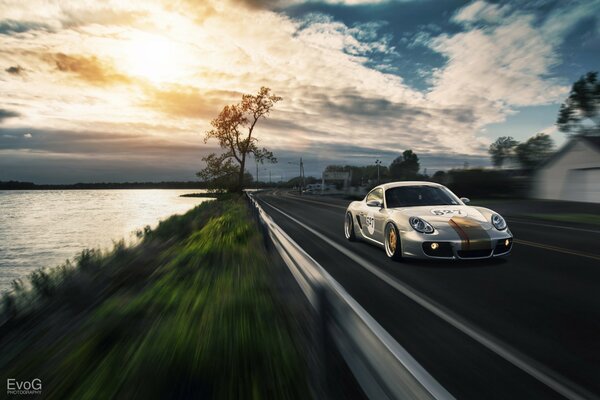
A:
[0,198,308,399]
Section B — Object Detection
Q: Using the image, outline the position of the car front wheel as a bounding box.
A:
[384,222,403,260]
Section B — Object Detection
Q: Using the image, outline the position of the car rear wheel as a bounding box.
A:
[344,212,356,241]
[384,223,403,260]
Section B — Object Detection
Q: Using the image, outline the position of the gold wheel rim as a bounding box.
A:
[388,228,397,253]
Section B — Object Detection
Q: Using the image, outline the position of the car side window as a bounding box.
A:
[366,188,383,204]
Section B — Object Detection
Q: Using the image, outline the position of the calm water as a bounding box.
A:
[0,190,210,292]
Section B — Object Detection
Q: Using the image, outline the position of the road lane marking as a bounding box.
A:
[282,192,348,209]
[259,197,596,400]
[514,239,600,261]
[278,192,600,261]
[507,218,600,235]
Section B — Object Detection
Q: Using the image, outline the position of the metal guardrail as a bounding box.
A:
[247,193,454,400]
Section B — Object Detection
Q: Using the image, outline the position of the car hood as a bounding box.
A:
[389,205,492,229]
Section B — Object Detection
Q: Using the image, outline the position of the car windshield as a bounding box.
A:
[385,186,460,208]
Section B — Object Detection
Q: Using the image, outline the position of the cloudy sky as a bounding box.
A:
[0,0,598,183]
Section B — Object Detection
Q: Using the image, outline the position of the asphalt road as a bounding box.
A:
[254,190,600,400]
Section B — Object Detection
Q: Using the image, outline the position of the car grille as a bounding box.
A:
[457,249,492,258]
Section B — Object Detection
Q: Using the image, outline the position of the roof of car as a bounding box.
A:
[373,181,444,191]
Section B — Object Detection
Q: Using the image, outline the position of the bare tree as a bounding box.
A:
[198,87,282,192]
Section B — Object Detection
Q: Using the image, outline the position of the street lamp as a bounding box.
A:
[375,159,382,185]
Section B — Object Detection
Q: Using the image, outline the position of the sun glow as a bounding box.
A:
[121,32,190,84]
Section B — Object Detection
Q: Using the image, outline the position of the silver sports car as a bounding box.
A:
[344,181,513,260]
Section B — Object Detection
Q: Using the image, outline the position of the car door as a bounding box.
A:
[361,188,385,242]
[372,188,388,242]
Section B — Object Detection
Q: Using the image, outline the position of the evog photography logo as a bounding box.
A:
[6,378,42,396]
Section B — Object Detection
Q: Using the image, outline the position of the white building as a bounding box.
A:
[534,136,600,203]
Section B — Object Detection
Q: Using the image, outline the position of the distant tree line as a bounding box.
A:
[488,71,599,171]
[325,150,425,187]
[322,146,529,198]
[430,169,526,198]
[488,133,555,170]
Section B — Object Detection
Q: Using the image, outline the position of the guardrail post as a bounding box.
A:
[247,195,272,252]
[315,283,332,399]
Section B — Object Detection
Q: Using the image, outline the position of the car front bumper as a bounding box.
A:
[400,229,513,260]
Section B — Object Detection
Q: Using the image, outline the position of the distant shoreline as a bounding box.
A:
[0,181,210,190]
[180,192,232,200]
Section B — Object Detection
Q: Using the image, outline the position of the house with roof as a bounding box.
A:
[534,136,600,203]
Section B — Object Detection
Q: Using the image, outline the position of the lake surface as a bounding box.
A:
[0,190,210,292]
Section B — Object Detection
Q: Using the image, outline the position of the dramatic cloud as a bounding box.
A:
[0,109,20,123]
[5,65,25,75]
[48,53,132,86]
[0,19,52,34]
[0,127,213,182]
[233,0,392,9]
[422,0,600,139]
[0,0,597,182]
[452,1,511,25]
[429,3,565,108]
[143,86,241,119]
[0,127,204,156]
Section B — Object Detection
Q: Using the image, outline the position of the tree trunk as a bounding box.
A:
[237,155,246,193]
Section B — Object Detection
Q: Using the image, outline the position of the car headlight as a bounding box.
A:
[409,217,434,234]
[491,214,507,230]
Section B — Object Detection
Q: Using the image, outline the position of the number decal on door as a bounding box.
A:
[365,215,375,235]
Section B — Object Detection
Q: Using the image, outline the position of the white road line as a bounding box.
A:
[259,197,597,400]
[282,192,348,209]
[506,218,600,234]
[514,239,600,261]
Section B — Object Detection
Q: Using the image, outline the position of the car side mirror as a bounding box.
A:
[366,200,383,208]
[460,197,470,204]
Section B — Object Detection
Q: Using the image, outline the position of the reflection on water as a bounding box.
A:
[0,190,210,291]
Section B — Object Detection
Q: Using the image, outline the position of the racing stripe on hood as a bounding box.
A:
[448,217,491,250]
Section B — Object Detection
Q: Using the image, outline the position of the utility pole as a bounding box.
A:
[300,157,305,195]
[269,170,272,185]
[375,159,382,185]
[256,162,259,186]
[288,158,305,195]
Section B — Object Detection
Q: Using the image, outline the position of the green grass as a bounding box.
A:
[524,213,600,226]
[0,198,308,399]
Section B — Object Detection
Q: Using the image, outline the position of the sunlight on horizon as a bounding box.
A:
[120,31,195,85]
